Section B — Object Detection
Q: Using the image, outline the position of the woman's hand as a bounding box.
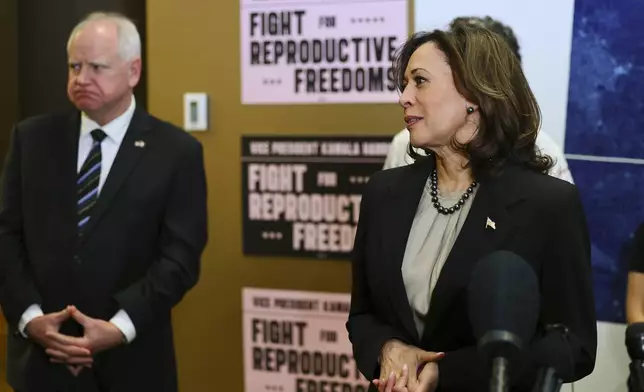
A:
[373,340,444,392]
[373,362,439,392]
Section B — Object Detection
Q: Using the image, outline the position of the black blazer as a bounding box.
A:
[0,108,208,392]
[346,156,597,392]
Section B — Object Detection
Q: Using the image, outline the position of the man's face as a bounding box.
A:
[66,21,140,116]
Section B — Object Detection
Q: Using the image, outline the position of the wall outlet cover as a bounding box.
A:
[183,92,208,131]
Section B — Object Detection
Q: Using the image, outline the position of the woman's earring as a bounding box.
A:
[467,107,475,114]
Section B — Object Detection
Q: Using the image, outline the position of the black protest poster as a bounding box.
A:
[241,135,391,259]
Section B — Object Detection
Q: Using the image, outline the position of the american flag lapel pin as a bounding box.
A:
[134,140,145,148]
[486,217,496,230]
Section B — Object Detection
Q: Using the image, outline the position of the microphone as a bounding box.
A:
[530,324,569,392]
[468,250,540,392]
[626,323,644,392]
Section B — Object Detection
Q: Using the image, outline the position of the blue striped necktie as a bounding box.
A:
[77,129,107,232]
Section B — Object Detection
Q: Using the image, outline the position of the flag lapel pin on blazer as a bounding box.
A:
[486,217,496,230]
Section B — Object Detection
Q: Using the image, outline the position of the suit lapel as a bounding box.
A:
[56,113,82,240]
[79,109,152,243]
[380,158,435,342]
[420,166,525,344]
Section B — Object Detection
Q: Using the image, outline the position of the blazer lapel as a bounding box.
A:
[79,109,152,243]
[380,157,435,342]
[420,166,525,344]
[55,113,82,241]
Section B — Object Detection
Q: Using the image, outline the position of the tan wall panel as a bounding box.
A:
[146,1,413,390]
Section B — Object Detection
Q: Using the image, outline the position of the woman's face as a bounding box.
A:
[398,42,479,151]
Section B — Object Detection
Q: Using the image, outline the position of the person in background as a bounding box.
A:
[625,222,644,391]
[346,23,596,392]
[383,16,574,185]
[0,11,207,392]
[626,223,644,323]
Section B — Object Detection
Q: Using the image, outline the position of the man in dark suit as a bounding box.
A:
[0,11,208,392]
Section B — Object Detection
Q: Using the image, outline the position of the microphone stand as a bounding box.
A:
[491,357,509,392]
[628,360,644,392]
[531,367,562,392]
[481,330,520,392]
[531,324,568,392]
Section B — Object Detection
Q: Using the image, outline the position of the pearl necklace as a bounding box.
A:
[430,169,478,215]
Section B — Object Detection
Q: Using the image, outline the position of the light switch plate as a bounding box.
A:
[183,92,208,131]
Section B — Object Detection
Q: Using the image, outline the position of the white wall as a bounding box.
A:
[414,0,575,149]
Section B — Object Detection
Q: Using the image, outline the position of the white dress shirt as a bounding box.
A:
[382,128,575,184]
[18,96,138,343]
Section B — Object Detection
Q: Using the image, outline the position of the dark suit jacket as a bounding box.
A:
[0,108,208,392]
[346,156,597,392]
[628,222,644,272]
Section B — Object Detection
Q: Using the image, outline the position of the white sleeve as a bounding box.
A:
[18,304,44,337]
[383,129,413,170]
[110,309,137,343]
[535,131,574,184]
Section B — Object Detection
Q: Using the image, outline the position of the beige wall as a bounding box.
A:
[146,1,412,390]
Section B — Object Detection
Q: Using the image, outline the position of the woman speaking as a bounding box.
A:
[346,24,597,392]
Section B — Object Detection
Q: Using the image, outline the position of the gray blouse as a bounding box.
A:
[401,177,478,337]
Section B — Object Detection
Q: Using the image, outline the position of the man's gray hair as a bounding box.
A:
[67,11,141,61]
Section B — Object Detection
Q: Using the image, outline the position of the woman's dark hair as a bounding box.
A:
[393,24,553,176]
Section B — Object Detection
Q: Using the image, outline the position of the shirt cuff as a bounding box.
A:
[109,309,137,343]
[18,304,44,337]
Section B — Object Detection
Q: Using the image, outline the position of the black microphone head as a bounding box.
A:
[625,323,644,360]
[468,250,540,360]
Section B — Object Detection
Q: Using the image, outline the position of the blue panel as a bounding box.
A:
[569,159,644,322]
[565,0,644,158]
